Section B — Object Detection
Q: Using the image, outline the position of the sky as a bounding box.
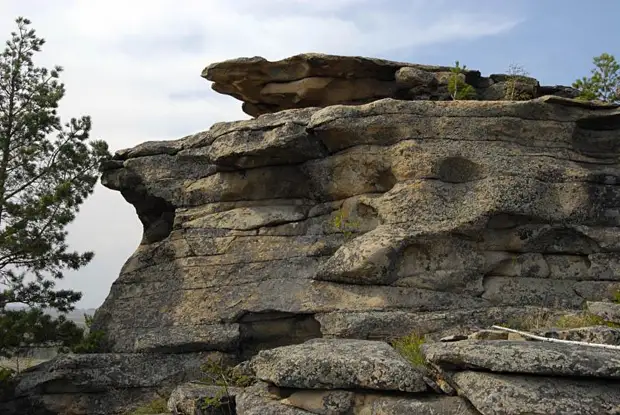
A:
[0,0,618,308]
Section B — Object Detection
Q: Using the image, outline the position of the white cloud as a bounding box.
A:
[0,0,521,307]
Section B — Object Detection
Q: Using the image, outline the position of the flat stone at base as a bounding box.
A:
[422,340,620,379]
[533,325,620,345]
[367,394,480,415]
[236,383,313,415]
[588,301,620,324]
[281,390,355,415]
[250,339,427,392]
[453,371,620,415]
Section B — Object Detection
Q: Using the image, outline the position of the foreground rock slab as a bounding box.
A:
[588,301,620,324]
[250,339,427,392]
[236,383,314,415]
[362,394,480,415]
[533,325,620,345]
[452,371,620,415]
[2,352,229,415]
[422,340,620,379]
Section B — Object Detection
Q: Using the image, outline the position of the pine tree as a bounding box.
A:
[448,61,476,100]
[0,17,110,362]
[573,53,620,104]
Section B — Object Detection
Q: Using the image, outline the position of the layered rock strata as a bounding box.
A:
[201,54,580,116]
[168,334,620,415]
[92,94,620,360]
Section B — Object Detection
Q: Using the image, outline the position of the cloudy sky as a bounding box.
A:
[0,0,618,308]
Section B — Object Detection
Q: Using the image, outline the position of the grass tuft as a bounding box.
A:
[392,331,427,367]
[126,397,167,415]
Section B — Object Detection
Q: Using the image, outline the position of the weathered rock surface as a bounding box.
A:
[63,54,620,415]
[93,93,620,359]
[250,339,427,392]
[452,371,620,415]
[422,340,620,379]
[1,352,230,415]
[280,389,356,414]
[201,54,581,117]
[587,300,620,324]
[167,382,242,415]
[467,325,620,344]
[236,382,314,415]
[280,390,479,415]
[533,325,620,345]
[365,395,480,415]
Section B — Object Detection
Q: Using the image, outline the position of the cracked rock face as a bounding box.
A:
[451,371,620,415]
[422,339,620,379]
[201,53,580,117]
[92,95,620,358]
[249,339,427,392]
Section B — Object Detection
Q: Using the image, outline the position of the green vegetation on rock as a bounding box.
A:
[332,207,361,240]
[504,63,536,101]
[505,308,620,331]
[448,61,476,100]
[391,331,427,367]
[126,397,168,415]
[199,356,254,412]
[573,53,620,103]
[70,314,108,354]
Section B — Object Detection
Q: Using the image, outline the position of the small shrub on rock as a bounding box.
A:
[573,53,620,103]
[555,313,620,330]
[504,63,535,101]
[70,314,108,353]
[126,397,167,415]
[391,331,427,367]
[505,308,620,331]
[448,61,476,100]
[199,357,254,413]
[332,207,360,240]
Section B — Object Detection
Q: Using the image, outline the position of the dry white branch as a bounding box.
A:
[491,325,620,350]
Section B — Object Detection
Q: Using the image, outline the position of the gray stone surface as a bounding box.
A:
[468,330,509,340]
[280,389,355,415]
[588,301,620,324]
[533,325,620,345]
[250,339,427,392]
[236,383,314,415]
[3,352,231,415]
[201,53,582,117]
[422,340,620,379]
[452,371,620,415]
[94,95,620,357]
[366,394,480,415]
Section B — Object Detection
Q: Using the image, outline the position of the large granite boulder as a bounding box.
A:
[422,339,620,378]
[201,54,580,117]
[92,94,620,359]
[0,352,231,415]
[452,371,620,415]
[249,339,427,392]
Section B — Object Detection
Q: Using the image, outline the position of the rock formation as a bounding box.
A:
[167,329,620,415]
[202,54,579,117]
[92,90,620,358]
[3,54,620,414]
